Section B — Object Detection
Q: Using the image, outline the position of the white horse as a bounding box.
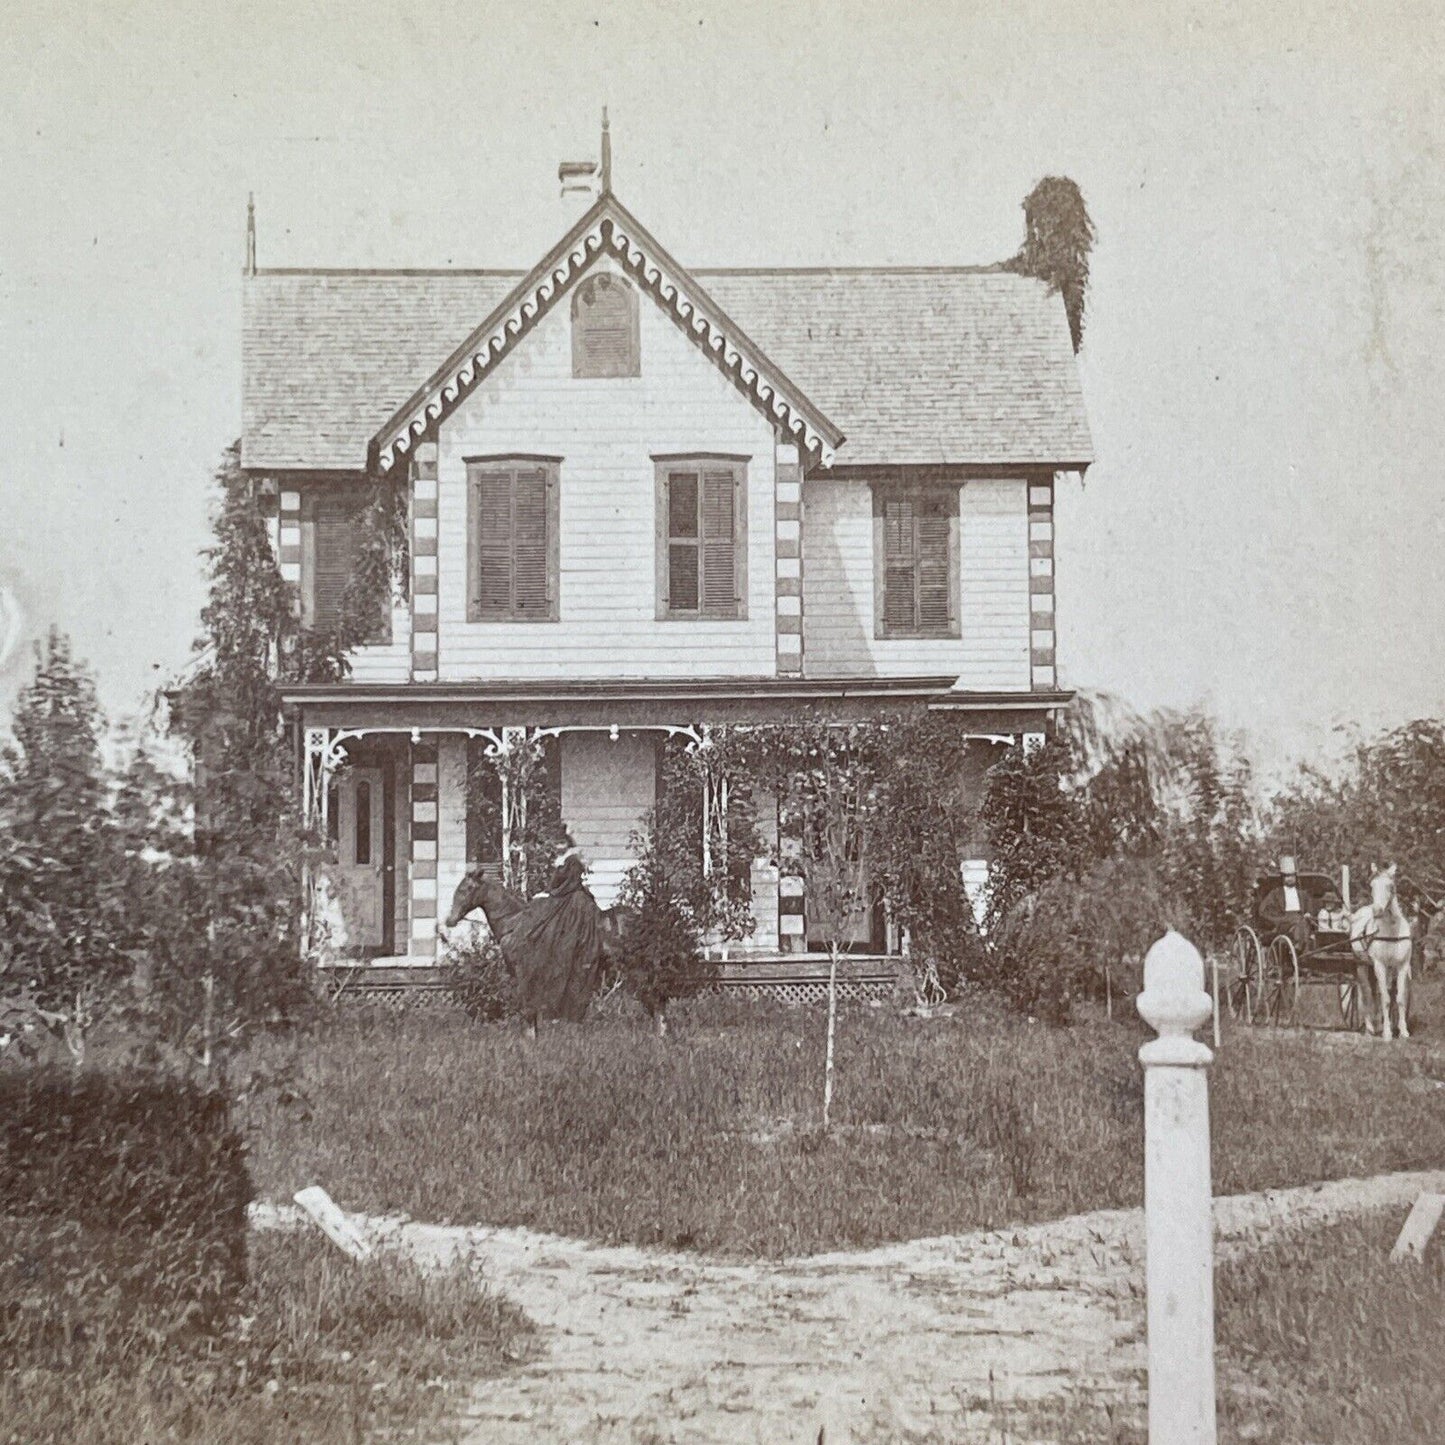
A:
[1349,863,1413,1041]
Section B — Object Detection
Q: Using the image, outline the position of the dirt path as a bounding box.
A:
[252,1167,1445,1444]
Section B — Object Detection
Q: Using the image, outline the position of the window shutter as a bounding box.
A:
[915,500,952,634]
[700,469,738,617]
[313,500,360,630]
[512,467,550,617]
[882,497,918,633]
[474,470,513,616]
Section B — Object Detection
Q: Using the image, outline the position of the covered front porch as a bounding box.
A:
[288,677,1058,984]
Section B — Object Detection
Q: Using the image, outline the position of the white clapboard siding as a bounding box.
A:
[802,477,1031,687]
[347,601,412,683]
[436,258,778,681]
[560,731,656,908]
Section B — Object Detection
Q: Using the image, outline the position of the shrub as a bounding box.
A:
[443,933,515,1023]
[0,1067,252,1363]
[614,857,713,1026]
[989,856,1184,1023]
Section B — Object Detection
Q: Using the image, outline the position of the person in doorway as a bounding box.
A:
[1259,857,1315,952]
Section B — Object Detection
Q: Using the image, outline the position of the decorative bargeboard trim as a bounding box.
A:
[373,204,841,473]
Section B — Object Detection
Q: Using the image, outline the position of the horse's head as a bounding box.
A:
[445,869,488,930]
[1370,862,1400,916]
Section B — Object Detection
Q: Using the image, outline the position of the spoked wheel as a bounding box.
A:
[1227,927,1265,1022]
[1263,936,1300,1026]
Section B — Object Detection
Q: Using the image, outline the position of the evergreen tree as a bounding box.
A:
[155,445,327,1062]
[0,629,131,1022]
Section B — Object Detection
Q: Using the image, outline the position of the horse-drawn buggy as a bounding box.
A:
[1224,858,1435,1037]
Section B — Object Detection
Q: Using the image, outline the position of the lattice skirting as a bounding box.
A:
[320,977,901,1010]
[716,978,898,1005]
[326,981,455,1010]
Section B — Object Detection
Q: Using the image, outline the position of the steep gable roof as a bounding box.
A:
[242,219,1093,473]
[368,193,845,472]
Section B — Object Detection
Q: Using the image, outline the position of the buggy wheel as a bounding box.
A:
[1228,927,1265,1023]
[1339,977,1365,1031]
[1264,936,1300,1026]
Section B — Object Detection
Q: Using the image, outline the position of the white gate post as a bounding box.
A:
[1137,930,1217,1445]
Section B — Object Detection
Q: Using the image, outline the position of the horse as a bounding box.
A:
[441,866,638,1036]
[1349,863,1414,1041]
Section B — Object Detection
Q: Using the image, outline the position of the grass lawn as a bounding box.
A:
[241,979,1445,1257]
[947,1208,1445,1445]
[1,1228,533,1445]
[1214,1210,1445,1443]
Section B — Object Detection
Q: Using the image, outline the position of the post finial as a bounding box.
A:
[600,106,612,193]
[245,192,256,276]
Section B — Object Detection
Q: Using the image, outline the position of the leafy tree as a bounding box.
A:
[1005,176,1096,352]
[868,713,987,1000]
[978,734,1086,936]
[615,728,760,1030]
[159,445,335,1065]
[614,852,707,1034]
[1268,719,1445,913]
[0,629,132,1051]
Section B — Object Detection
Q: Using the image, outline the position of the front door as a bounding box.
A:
[330,767,385,950]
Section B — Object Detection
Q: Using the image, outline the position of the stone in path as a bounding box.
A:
[250,1167,1445,1444]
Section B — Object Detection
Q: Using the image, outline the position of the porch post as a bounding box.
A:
[410,736,440,958]
[301,726,340,960]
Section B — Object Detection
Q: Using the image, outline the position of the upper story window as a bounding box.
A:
[655,458,748,620]
[467,458,561,623]
[302,489,390,643]
[571,273,640,378]
[873,485,959,639]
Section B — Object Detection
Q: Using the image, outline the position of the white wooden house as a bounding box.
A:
[241,141,1092,995]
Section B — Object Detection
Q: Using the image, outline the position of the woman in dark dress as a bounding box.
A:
[503,851,607,1022]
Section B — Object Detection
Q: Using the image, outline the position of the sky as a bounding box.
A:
[2,0,1443,773]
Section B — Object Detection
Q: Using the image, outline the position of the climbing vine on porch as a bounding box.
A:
[465,731,571,896]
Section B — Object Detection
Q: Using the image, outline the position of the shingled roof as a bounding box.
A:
[242,260,1092,472]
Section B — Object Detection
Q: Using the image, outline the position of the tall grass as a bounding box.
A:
[242,988,1445,1257]
[0,1229,533,1444]
[1215,1211,1445,1443]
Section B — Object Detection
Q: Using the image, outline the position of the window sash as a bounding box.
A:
[657,463,746,619]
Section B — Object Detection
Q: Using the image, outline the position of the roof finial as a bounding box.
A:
[245,192,256,275]
[600,106,612,194]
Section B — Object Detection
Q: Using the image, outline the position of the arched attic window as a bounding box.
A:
[571,272,640,378]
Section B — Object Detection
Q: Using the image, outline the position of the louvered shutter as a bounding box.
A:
[313,499,360,630]
[882,497,918,633]
[700,469,738,617]
[915,499,953,634]
[667,470,700,612]
[572,275,638,378]
[512,467,551,618]
[474,470,514,616]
